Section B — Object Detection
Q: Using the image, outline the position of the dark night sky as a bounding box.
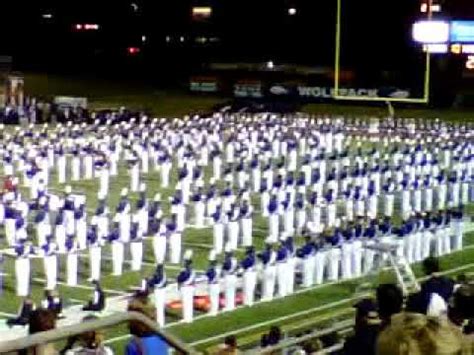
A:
[0,0,472,83]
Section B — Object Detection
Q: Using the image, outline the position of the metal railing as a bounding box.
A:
[258,319,354,355]
[0,311,196,354]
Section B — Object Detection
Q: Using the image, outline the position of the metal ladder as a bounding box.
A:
[367,242,420,295]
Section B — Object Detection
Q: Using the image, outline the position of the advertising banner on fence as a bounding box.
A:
[190,76,219,93]
[234,80,264,98]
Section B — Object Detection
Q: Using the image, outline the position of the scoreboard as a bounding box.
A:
[414,2,474,70]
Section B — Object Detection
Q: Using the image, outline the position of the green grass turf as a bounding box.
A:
[0,73,471,353]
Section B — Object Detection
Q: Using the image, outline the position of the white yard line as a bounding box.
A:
[31,278,127,295]
[0,311,16,318]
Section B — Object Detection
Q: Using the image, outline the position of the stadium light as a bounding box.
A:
[288,8,297,16]
[142,35,147,43]
[266,61,275,69]
[127,47,141,55]
[42,13,53,19]
[412,21,449,44]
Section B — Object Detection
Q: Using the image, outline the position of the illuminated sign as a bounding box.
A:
[192,7,212,20]
[413,21,449,44]
[467,56,474,70]
[451,21,474,43]
[423,44,448,53]
[462,45,474,54]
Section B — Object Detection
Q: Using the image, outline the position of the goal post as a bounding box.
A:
[333,0,433,104]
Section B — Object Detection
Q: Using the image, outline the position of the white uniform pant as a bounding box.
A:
[213,224,224,254]
[243,271,257,306]
[341,244,353,280]
[153,237,167,264]
[67,253,78,286]
[44,255,58,291]
[224,274,237,311]
[154,287,166,327]
[241,218,252,247]
[351,242,362,278]
[314,251,326,285]
[15,258,30,297]
[228,221,239,251]
[328,248,341,281]
[89,246,101,281]
[452,221,463,251]
[194,202,205,228]
[72,158,80,181]
[130,242,143,271]
[208,283,220,316]
[303,257,315,288]
[262,265,276,301]
[111,242,124,276]
[169,233,181,264]
[181,285,194,323]
[276,262,288,297]
[269,214,279,242]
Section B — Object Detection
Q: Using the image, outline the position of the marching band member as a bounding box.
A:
[341,224,354,280]
[128,151,140,192]
[151,218,167,264]
[328,226,343,281]
[211,205,225,254]
[63,186,76,238]
[276,239,289,297]
[451,208,464,252]
[65,235,79,286]
[192,187,205,228]
[74,203,87,252]
[95,193,109,242]
[71,147,81,181]
[42,236,58,291]
[206,250,220,316]
[222,244,238,311]
[241,246,257,306]
[35,197,51,247]
[298,234,315,288]
[167,214,181,264]
[240,199,253,247]
[130,219,144,271]
[260,240,277,301]
[108,222,124,276]
[15,240,33,297]
[56,145,67,184]
[136,184,149,236]
[362,220,377,274]
[268,194,280,243]
[96,154,110,198]
[150,264,167,326]
[116,188,131,243]
[87,222,102,281]
[177,250,195,323]
[227,205,240,251]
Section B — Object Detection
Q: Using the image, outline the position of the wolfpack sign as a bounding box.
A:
[273,84,410,100]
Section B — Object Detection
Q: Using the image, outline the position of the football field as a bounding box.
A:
[0,73,471,353]
[0,156,473,353]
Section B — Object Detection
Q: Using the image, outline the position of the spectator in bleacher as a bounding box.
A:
[343,298,380,355]
[421,257,455,303]
[215,335,239,354]
[6,296,36,327]
[376,312,470,355]
[19,308,57,355]
[375,284,403,329]
[83,280,106,312]
[125,297,169,355]
[448,283,474,352]
[63,315,114,355]
[267,326,282,346]
[42,290,64,319]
